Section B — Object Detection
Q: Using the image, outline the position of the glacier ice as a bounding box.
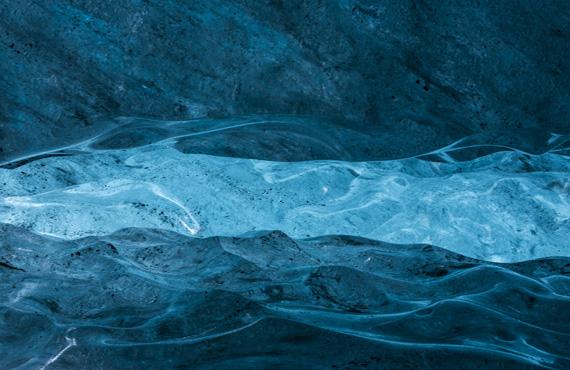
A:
[1,119,568,262]
[1,225,569,369]
[0,117,568,368]
[2,0,570,367]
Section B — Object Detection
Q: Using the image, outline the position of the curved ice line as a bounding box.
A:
[270,316,559,367]
[270,297,570,339]
[3,115,566,169]
[100,317,264,346]
[1,180,202,237]
[0,123,122,168]
[146,183,201,235]
[252,161,364,183]
[39,333,77,370]
[0,118,272,168]
[79,312,561,367]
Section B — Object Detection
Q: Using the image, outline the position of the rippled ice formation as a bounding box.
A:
[1,116,569,369]
[1,225,569,369]
[1,117,568,262]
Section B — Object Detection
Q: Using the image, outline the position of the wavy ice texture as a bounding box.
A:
[2,1,570,367]
[1,117,568,262]
[1,225,569,369]
[1,116,569,369]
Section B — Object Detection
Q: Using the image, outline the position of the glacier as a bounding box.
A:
[1,0,570,368]
[1,115,569,368]
[1,117,568,262]
[1,225,569,369]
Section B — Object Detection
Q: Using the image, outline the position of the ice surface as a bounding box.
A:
[2,0,570,367]
[1,118,568,262]
[1,225,569,369]
[2,1,570,162]
[1,117,569,369]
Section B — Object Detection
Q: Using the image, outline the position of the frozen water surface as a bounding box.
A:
[1,117,568,262]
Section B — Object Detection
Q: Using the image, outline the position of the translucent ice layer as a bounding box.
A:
[1,117,568,262]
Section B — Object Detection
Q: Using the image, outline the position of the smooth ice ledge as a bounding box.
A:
[1,138,568,262]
